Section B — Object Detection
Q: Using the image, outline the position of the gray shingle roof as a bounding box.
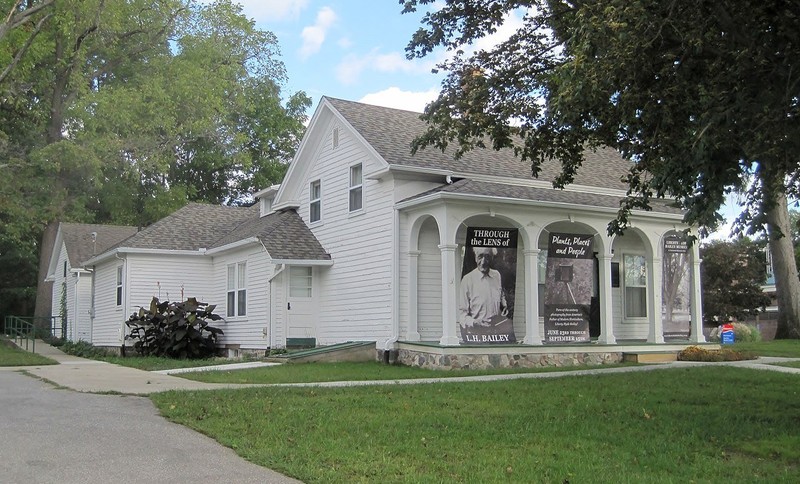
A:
[403,179,684,215]
[325,97,633,191]
[114,203,258,251]
[211,210,331,260]
[60,223,138,267]
[109,203,330,261]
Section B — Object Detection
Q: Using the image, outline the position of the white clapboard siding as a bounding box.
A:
[127,254,214,308]
[211,245,272,350]
[417,220,442,341]
[50,243,70,337]
[75,275,92,341]
[91,260,126,347]
[297,120,394,344]
[397,213,410,338]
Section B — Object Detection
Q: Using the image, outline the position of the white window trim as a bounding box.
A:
[115,265,124,308]
[227,262,247,319]
[348,162,363,214]
[622,253,648,320]
[309,179,322,225]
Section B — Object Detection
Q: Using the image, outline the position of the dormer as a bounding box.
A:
[254,184,281,217]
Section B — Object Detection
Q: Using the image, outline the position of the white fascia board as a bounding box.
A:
[84,247,206,266]
[70,267,91,275]
[205,237,260,255]
[387,164,631,199]
[396,191,686,221]
[270,258,334,267]
[44,275,55,282]
[272,200,301,211]
[254,184,280,199]
[45,228,66,280]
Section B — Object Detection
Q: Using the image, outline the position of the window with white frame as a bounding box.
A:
[227,262,247,317]
[289,266,312,297]
[623,254,647,318]
[310,180,321,223]
[349,163,362,212]
[116,266,123,306]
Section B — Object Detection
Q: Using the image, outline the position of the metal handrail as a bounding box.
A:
[3,316,36,352]
[2,316,65,352]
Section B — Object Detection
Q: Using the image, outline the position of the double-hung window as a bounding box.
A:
[115,266,123,306]
[310,180,321,223]
[227,262,247,317]
[349,163,362,212]
[623,254,647,318]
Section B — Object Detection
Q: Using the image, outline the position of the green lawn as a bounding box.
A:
[771,361,800,370]
[732,339,800,357]
[152,367,800,483]
[97,356,252,371]
[0,340,57,366]
[176,361,637,384]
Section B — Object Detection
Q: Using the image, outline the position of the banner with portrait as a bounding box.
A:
[662,232,691,338]
[544,232,593,343]
[458,227,518,344]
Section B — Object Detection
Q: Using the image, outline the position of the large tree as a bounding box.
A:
[0,0,309,322]
[700,239,771,324]
[402,0,800,338]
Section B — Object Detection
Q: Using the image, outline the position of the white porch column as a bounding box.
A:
[597,254,617,344]
[439,244,460,346]
[406,250,421,341]
[689,245,706,343]
[523,249,542,345]
[647,257,665,343]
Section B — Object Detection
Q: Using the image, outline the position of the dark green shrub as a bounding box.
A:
[60,340,108,358]
[125,297,224,359]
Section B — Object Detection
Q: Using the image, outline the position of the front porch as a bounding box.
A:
[394,340,719,370]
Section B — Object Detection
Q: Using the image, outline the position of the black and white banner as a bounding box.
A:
[662,232,691,338]
[458,227,518,344]
[544,233,593,343]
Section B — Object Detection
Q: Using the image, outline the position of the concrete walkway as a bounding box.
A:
[2,340,798,395]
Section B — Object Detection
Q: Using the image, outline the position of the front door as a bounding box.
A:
[287,266,315,346]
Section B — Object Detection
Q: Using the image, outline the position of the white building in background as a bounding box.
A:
[55,97,706,368]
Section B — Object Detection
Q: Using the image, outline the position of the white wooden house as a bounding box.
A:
[44,223,137,341]
[75,97,705,367]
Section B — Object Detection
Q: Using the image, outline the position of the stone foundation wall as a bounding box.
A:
[398,349,623,370]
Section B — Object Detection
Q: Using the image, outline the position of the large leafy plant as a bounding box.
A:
[125,297,224,359]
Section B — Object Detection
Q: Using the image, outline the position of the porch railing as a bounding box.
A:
[2,316,65,352]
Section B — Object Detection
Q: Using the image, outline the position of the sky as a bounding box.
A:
[214,0,742,239]
[219,0,527,113]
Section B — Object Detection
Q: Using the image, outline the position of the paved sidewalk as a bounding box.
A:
[1,341,263,394]
[3,340,798,395]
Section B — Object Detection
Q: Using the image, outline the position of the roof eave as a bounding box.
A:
[396,191,686,221]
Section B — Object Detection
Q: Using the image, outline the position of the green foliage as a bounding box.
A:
[1,0,309,317]
[707,322,763,343]
[59,340,109,358]
[125,297,224,359]
[700,239,771,324]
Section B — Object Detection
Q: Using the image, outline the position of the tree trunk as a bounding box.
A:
[765,188,800,338]
[33,221,58,328]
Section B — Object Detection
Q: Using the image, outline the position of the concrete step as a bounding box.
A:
[623,351,679,363]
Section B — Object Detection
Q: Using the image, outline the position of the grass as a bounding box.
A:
[770,361,800,370]
[176,361,636,384]
[732,339,800,357]
[0,339,57,366]
[152,366,800,483]
[97,356,252,371]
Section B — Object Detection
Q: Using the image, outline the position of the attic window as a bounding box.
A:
[63,261,67,278]
[349,163,363,212]
[332,127,339,149]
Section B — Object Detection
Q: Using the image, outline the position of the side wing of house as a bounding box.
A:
[211,244,274,352]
